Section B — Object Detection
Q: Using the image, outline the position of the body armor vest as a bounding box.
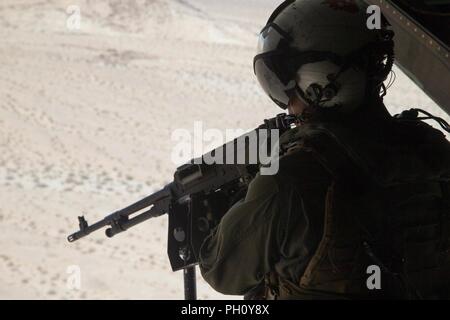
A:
[268,117,450,299]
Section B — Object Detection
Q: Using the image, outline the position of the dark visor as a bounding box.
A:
[254,24,294,109]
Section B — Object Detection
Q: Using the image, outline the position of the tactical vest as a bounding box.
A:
[265,118,450,300]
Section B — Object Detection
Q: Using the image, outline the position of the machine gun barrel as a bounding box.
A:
[67,186,172,242]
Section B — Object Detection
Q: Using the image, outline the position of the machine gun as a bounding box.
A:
[67,113,296,299]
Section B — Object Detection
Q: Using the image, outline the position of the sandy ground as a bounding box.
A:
[0,0,448,299]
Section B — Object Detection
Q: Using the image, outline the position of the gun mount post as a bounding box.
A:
[183,266,197,300]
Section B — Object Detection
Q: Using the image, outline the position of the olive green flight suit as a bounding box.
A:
[199,112,450,299]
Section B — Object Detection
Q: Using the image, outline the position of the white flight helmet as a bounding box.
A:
[254,0,394,112]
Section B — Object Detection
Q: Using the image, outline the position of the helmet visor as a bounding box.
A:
[254,57,295,109]
[254,24,295,109]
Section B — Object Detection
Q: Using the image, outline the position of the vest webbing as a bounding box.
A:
[274,121,450,299]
